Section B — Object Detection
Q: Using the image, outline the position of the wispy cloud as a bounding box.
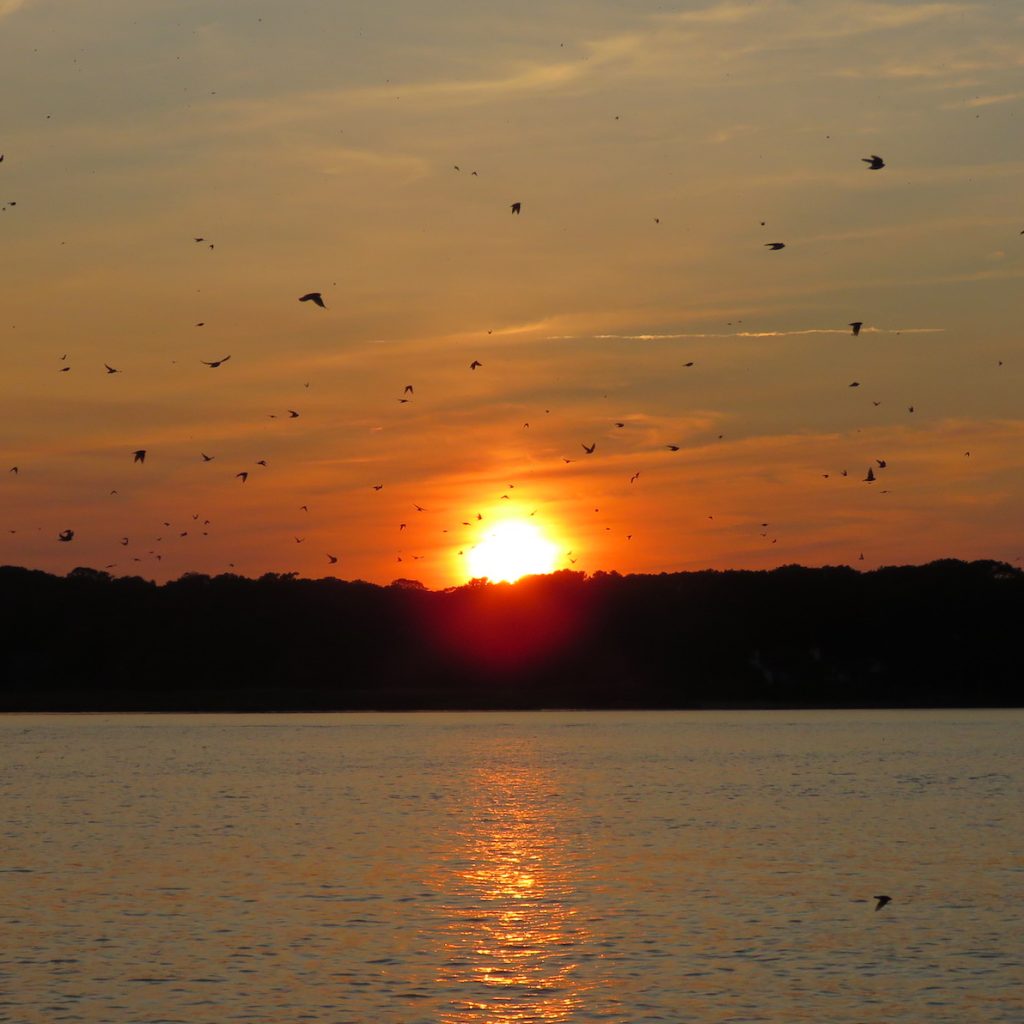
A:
[550,327,945,341]
[943,91,1024,109]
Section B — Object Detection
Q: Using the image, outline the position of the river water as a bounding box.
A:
[1,710,1021,1023]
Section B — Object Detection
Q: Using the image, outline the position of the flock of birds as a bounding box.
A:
[1,139,1015,580]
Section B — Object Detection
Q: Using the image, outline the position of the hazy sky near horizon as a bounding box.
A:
[2,0,1023,588]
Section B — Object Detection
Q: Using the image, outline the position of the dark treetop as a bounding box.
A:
[1,559,1021,711]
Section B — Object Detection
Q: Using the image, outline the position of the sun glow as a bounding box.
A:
[466,520,560,583]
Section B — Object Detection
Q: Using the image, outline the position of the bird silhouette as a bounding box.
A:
[104,364,121,374]
[666,444,681,451]
[864,467,876,482]
[765,242,785,250]
[9,466,17,474]
[201,453,214,461]
[849,381,861,388]
[201,355,230,368]
[132,449,146,463]
[470,360,482,369]
[58,529,74,542]
[510,202,521,214]
[876,459,887,468]
[849,321,863,336]
[236,471,248,482]
[287,410,300,418]
[404,384,414,395]
[862,155,885,170]
[582,442,596,454]
[327,554,338,564]
[299,292,326,308]
[874,895,892,911]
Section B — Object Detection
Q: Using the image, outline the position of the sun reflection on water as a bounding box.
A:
[432,758,595,1023]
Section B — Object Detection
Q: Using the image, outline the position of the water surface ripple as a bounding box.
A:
[1,710,1021,1022]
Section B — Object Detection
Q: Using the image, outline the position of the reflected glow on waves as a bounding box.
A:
[433,758,597,1022]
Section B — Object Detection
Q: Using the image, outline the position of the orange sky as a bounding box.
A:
[2,0,1023,588]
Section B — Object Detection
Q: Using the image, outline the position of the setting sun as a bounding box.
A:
[466,520,560,583]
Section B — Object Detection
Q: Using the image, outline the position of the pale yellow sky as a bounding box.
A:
[2,0,1023,587]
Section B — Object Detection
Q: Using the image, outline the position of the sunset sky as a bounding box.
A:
[2,0,1023,588]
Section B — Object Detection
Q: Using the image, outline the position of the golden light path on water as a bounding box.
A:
[431,754,599,1022]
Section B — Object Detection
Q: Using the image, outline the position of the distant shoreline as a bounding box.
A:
[2,704,1021,714]
[2,559,1022,712]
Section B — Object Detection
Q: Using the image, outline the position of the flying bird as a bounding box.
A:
[132,449,146,464]
[299,292,326,308]
[876,459,887,468]
[58,529,74,542]
[874,895,892,911]
[104,364,121,374]
[849,381,861,388]
[864,467,876,482]
[327,554,338,564]
[470,360,482,369]
[582,442,596,454]
[849,322,863,336]
[510,202,521,214]
[201,355,230,367]
[9,466,17,474]
[236,471,248,482]
[201,453,214,461]
[666,444,681,451]
[404,385,414,395]
[862,155,885,170]
[765,242,785,250]
[287,410,300,418]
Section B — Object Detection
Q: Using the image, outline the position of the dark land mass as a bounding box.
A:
[1,559,1021,711]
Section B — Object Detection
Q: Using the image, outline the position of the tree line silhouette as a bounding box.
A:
[1,559,1021,710]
